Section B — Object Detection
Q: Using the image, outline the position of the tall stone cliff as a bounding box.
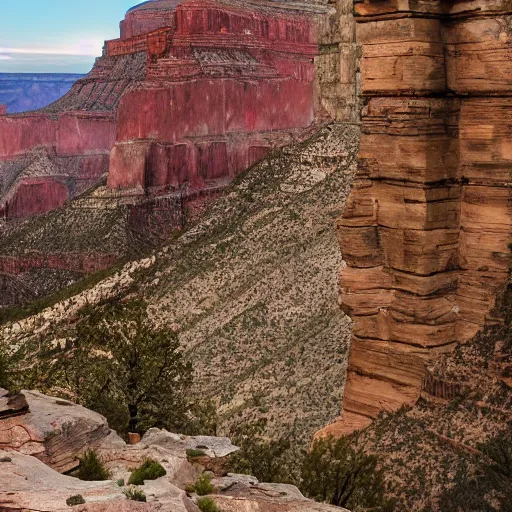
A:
[321,0,512,436]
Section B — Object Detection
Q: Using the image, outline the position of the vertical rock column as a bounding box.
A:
[322,1,512,437]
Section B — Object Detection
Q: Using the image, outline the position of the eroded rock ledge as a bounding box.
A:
[0,390,349,512]
[321,0,512,436]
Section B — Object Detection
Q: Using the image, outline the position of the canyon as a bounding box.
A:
[0,74,82,114]
[0,1,511,509]
[0,0,326,221]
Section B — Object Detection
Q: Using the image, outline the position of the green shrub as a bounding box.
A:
[128,458,166,485]
[124,487,147,502]
[188,473,216,496]
[77,450,110,481]
[66,495,86,506]
[196,497,220,512]
[117,478,125,487]
[229,420,291,483]
[186,448,207,458]
[301,436,395,511]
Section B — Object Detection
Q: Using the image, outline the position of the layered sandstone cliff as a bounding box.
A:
[0,0,334,307]
[321,0,512,437]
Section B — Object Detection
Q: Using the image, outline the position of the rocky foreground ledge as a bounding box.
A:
[0,389,348,512]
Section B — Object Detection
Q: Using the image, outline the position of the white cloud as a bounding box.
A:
[0,37,104,57]
[0,54,13,60]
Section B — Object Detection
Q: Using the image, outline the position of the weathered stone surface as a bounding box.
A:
[0,393,349,512]
[324,0,512,436]
[0,390,124,473]
[142,428,239,458]
[0,449,197,512]
[210,475,350,512]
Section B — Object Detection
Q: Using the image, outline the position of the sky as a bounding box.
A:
[0,1,137,73]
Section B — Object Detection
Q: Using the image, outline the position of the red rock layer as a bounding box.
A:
[320,0,512,437]
[0,0,326,220]
[107,0,323,191]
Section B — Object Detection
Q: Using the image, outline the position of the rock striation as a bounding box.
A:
[0,389,124,473]
[320,0,512,437]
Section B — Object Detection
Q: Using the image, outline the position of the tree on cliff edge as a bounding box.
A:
[58,299,193,436]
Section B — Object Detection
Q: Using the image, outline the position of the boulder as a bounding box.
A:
[141,428,239,459]
[0,390,125,473]
[209,474,350,512]
[141,428,239,477]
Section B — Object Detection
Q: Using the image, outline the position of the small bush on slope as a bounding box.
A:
[77,450,110,481]
[128,459,166,485]
[196,497,220,512]
[187,473,216,496]
[66,495,86,506]
[124,487,147,502]
[228,420,291,483]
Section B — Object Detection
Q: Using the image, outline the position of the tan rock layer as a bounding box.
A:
[320,0,512,436]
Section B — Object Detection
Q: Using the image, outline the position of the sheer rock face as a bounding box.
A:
[320,0,512,437]
[0,0,327,221]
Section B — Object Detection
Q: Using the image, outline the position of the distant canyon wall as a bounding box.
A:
[321,0,512,437]
[0,74,82,114]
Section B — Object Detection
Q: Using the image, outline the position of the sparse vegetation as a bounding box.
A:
[187,473,216,496]
[124,487,147,502]
[76,449,110,481]
[186,448,207,458]
[301,435,395,511]
[439,427,512,511]
[196,497,221,512]
[128,458,166,485]
[66,495,86,506]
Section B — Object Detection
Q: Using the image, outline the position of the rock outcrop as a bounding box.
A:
[0,389,124,473]
[321,0,512,437]
[210,475,350,512]
[0,390,349,512]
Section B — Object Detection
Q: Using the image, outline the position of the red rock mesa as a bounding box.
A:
[0,0,325,220]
